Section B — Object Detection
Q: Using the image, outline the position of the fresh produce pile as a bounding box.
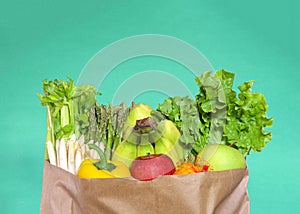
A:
[39,70,273,181]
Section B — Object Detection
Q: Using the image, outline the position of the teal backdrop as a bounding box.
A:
[1,0,299,213]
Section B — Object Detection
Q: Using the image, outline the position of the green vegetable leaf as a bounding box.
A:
[223,80,273,155]
[158,96,204,158]
[39,78,100,148]
[195,70,236,146]
[195,69,273,156]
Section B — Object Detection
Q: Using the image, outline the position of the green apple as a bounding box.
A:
[196,144,246,171]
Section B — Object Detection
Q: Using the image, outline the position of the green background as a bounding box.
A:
[1,0,299,213]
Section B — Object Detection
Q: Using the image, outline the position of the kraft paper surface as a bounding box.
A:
[40,161,250,214]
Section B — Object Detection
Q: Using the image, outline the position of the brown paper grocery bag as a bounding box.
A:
[40,161,250,214]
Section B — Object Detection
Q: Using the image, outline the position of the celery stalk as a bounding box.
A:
[60,105,70,128]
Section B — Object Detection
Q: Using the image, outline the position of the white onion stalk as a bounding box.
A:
[67,135,76,174]
[59,138,68,171]
[46,141,57,166]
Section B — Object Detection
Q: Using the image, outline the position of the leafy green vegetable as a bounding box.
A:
[38,78,100,148]
[195,70,236,146]
[158,69,273,157]
[73,85,100,142]
[39,78,75,147]
[157,96,204,157]
[223,80,273,155]
[195,69,273,156]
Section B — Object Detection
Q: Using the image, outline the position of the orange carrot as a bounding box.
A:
[174,162,203,175]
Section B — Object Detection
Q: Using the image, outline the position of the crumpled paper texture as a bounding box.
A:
[40,161,250,214]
